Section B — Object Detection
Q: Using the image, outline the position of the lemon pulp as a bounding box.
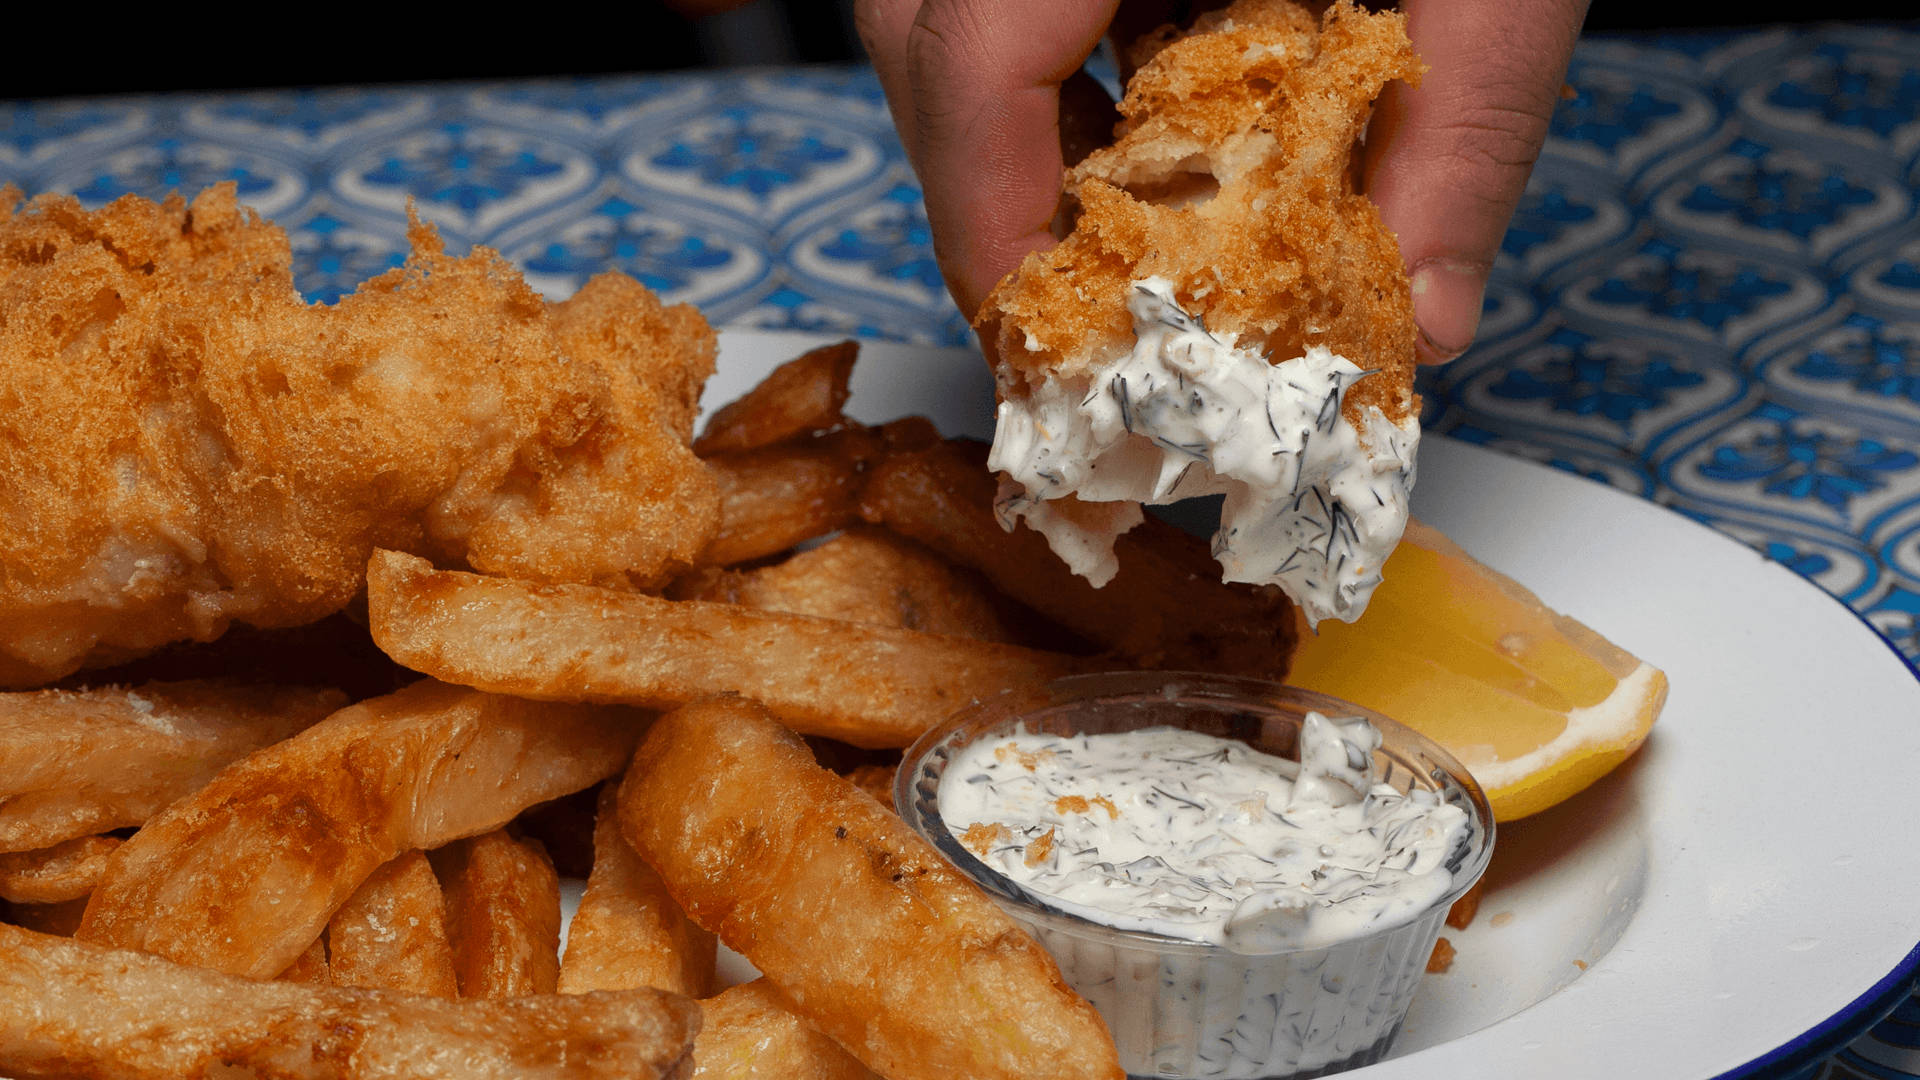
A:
[1286,519,1667,821]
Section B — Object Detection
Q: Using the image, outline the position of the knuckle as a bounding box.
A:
[905,0,995,85]
[1428,95,1554,194]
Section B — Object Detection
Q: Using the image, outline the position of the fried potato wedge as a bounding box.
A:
[0,680,344,852]
[860,439,1298,677]
[327,850,457,997]
[701,428,883,567]
[78,680,639,979]
[436,829,562,999]
[0,922,698,1080]
[0,834,119,904]
[692,979,877,1080]
[695,340,857,456]
[675,526,1017,642]
[619,696,1122,1080]
[843,763,897,813]
[560,783,716,997]
[279,937,331,986]
[369,550,1086,748]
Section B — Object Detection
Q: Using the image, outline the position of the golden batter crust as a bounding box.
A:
[979,0,1423,426]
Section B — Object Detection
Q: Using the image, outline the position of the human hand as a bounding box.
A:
[855,0,1590,363]
[855,0,1121,326]
[1364,0,1589,361]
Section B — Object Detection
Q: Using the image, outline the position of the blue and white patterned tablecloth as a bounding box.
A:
[5,22,1920,1080]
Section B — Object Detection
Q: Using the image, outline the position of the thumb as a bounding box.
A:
[1363,0,1588,363]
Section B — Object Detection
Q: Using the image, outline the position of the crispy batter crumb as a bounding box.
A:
[844,763,898,812]
[1445,879,1484,929]
[1053,794,1121,819]
[994,744,1055,771]
[1024,827,1057,868]
[1426,936,1456,974]
[960,823,1011,857]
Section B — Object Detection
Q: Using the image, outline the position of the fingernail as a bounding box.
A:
[1410,259,1488,363]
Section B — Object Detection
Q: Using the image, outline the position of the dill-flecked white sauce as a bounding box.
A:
[988,277,1418,626]
[940,715,1467,953]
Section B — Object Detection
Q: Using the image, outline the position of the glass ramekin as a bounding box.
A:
[895,671,1494,1080]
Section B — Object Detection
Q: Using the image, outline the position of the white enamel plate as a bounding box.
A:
[703,330,1920,1080]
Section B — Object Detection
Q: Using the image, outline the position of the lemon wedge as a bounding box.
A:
[1286,519,1667,821]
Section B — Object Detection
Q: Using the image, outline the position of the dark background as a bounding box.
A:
[4,0,1914,102]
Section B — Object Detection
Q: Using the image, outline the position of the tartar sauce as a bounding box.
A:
[988,277,1418,626]
[939,714,1467,953]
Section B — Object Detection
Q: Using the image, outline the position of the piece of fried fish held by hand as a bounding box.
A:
[0,184,719,687]
[979,0,1424,627]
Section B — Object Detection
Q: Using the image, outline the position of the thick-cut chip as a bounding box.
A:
[327,850,457,997]
[695,340,857,456]
[0,835,119,904]
[0,680,344,852]
[561,783,716,997]
[436,829,562,999]
[860,440,1297,677]
[1445,877,1484,931]
[869,414,943,452]
[368,550,1087,748]
[692,979,877,1080]
[3,897,87,936]
[843,763,897,813]
[77,680,639,979]
[279,938,331,986]
[619,696,1122,1080]
[675,526,1018,643]
[0,922,698,1080]
[701,428,884,567]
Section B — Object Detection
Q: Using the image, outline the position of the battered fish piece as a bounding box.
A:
[0,185,720,686]
[983,0,1420,401]
[979,0,1425,625]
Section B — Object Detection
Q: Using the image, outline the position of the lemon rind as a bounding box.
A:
[1473,662,1668,820]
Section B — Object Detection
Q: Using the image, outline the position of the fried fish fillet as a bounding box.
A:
[982,0,1420,405]
[978,0,1425,625]
[0,184,720,686]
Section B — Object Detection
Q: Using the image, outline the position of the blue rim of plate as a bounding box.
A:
[1709,601,1920,1080]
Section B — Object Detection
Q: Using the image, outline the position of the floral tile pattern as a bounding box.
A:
[4,23,1920,1077]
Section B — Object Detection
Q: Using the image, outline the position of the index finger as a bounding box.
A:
[1363,0,1588,362]
[900,0,1119,319]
